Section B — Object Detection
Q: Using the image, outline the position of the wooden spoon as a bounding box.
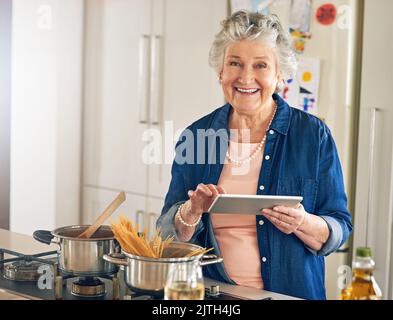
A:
[78,191,126,239]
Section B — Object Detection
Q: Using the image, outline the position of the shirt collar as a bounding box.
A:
[210,93,291,136]
[270,93,290,136]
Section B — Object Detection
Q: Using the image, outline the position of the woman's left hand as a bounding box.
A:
[261,204,308,235]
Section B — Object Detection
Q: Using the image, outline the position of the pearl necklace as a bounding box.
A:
[226,103,277,166]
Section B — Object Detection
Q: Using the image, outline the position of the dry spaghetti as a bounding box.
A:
[110,215,213,258]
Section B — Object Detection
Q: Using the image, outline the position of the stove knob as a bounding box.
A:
[209,285,220,296]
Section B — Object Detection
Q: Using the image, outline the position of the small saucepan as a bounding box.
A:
[33,225,120,277]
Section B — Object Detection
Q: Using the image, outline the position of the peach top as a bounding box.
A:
[211,141,264,289]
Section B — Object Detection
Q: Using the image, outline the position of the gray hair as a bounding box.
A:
[209,10,298,90]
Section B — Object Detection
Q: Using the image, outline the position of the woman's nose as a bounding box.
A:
[238,65,255,84]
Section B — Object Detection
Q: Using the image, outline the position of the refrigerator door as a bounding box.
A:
[353,0,393,300]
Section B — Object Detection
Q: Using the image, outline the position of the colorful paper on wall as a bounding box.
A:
[289,0,312,33]
[316,3,337,26]
[283,78,300,109]
[282,57,320,114]
[297,57,320,113]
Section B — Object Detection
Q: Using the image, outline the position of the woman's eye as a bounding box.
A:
[255,63,267,69]
[229,61,241,67]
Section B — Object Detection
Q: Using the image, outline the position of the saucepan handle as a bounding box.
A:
[103,253,128,266]
[33,230,58,245]
[199,254,223,266]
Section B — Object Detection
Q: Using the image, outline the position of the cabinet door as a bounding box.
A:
[83,0,151,194]
[82,186,147,228]
[147,0,227,199]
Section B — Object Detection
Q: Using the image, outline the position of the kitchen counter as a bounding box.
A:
[0,228,301,300]
[0,228,56,254]
[204,278,301,300]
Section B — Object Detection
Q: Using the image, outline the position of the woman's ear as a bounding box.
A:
[277,72,283,84]
[275,73,284,92]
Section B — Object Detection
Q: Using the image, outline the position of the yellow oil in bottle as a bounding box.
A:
[340,247,382,300]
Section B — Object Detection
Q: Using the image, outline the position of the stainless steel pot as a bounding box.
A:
[103,241,223,296]
[33,225,119,276]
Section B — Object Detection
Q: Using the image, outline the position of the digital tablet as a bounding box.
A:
[207,194,303,215]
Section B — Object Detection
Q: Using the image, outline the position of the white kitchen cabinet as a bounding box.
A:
[147,0,227,199]
[83,0,151,195]
[82,0,227,224]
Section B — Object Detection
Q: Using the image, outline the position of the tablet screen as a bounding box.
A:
[208,194,303,215]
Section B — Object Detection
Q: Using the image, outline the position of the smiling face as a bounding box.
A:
[220,40,281,116]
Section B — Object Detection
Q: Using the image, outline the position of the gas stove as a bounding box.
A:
[0,247,259,300]
[0,248,124,300]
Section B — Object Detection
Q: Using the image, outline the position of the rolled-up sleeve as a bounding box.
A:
[305,215,344,256]
[307,126,353,256]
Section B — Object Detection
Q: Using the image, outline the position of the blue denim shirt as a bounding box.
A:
[157,94,353,300]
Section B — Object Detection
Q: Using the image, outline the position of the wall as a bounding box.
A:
[10,0,84,234]
[0,0,12,230]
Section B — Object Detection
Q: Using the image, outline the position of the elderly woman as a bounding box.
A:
[157,10,352,300]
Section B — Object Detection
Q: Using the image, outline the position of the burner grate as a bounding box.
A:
[0,248,59,282]
[0,248,58,265]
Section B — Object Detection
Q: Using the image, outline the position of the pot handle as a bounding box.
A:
[103,253,128,266]
[199,254,223,266]
[33,230,57,245]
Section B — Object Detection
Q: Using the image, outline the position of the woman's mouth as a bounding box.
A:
[234,87,260,95]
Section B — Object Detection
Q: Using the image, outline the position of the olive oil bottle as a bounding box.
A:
[341,247,382,300]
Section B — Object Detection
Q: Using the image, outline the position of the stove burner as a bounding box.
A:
[0,248,58,283]
[3,260,44,282]
[71,277,106,297]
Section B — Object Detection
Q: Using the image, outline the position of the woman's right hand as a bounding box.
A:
[186,184,226,217]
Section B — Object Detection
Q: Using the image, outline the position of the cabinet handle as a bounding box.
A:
[136,210,145,233]
[149,35,163,126]
[138,35,150,124]
[366,108,379,247]
[148,212,159,238]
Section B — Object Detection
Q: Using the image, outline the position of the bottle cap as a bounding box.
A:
[356,247,372,258]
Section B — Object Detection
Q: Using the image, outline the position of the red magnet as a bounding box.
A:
[316,4,337,26]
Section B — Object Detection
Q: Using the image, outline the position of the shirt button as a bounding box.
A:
[262,257,267,263]
[269,130,274,135]
[259,185,265,191]
[265,155,270,160]
[259,220,264,226]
